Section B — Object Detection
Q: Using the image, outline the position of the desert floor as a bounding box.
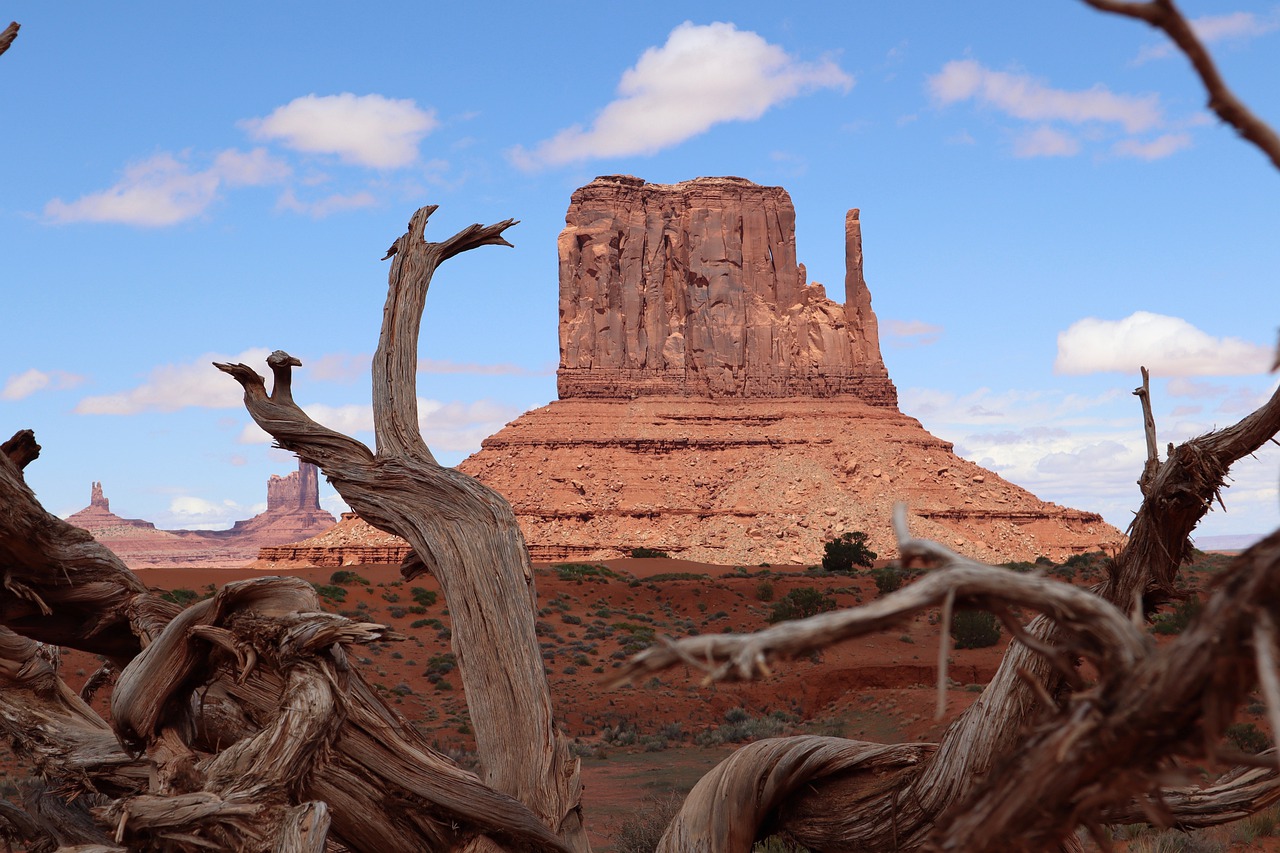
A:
[14,555,1279,851]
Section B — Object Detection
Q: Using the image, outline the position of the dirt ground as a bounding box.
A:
[10,555,1276,850]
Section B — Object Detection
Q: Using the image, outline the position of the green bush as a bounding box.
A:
[329,570,369,586]
[1226,722,1271,754]
[311,583,347,604]
[629,547,670,559]
[1153,597,1201,636]
[768,588,837,624]
[755,580,775,602]
[410,586,437,607]
[870,566,905,597]
[950,609,1001,649]
[821,531,877,573]
[161,588,201,607]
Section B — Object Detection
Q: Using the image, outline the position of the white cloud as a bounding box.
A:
[1136,10,1280,63]
[242,93,438,169]
[1112,133,1192,161]
[928,59,1161,133]
[510,21,851,168]
[45,148,289,227]
[1,368,84,401]
[419,358,544,376]
[1013,126,1080,158]
[156,495,262,530]
[308,353,372,383]
[884,319,943,347]
[1055,312,1273,376]
[75,348,270,414]
[237,398,521,455]
[275,188,378,218]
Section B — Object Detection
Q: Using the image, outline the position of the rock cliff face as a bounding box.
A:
[68,461,335,569]
[267,176,1125,567]
[557,176,897,405]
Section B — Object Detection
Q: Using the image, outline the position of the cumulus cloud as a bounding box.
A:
[2,368,84,401]
[45,149,289,227]
[884,319,943,347]
[161,495,249,530]
[510,21,851,168]
[1112,133,1192,161]
[238,398,522,455]
[419,358,546,376]
[242,93,438,169]
[1013,126,1080,158]
[75,348,270,414]
[275,188,378,218]
[1055,312,1273,376]
[1136,10,1280,63]
[929,59,1162,133]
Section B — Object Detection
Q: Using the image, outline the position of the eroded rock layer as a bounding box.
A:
[262,176,1125,566]
[557,175,897,405]
[456,398,1122,564]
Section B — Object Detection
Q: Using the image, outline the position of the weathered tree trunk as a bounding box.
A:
[216,207,589,851]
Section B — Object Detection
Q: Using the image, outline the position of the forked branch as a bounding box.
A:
[1082,0,1280,171]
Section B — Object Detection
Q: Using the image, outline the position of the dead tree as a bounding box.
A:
[0,22,18,60]
[1,1,1278,849]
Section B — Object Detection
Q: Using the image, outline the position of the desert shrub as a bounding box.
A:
[329,570,368,586]
[311,583,347,604]
[1225,722,1271,754]
[871,566,905,597]
[410,586,437,607]
[768,588,837,624]
[755,580,775,602]
[388,606,407,619]
[554,563,620,583]
[1153,597,1201,636]
[754,839,811,853]
[646,572,709,582]
[950,609,1001,649]
[695,709,795,746]
[612,792,684,853]
[630,547,670,559]
[423,653,456,684]
[1001,560,1036,573]
[161,588,201,607]
[821,531,877,573]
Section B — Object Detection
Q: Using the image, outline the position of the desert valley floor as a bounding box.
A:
[16,553,1279,852]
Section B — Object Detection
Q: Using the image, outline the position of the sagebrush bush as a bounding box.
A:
[768,588,837,624]
[950,609,1001,649]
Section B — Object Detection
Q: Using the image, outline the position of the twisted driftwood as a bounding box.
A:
[1,2,1279,849]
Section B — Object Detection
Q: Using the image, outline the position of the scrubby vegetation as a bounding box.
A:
[821,530,877,573]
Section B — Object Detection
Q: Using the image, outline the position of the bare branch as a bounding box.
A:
[373,207,517,463]
[1134,366,1160,495]
[613,553,1146,687]
[0,22,17,59]
[1082,0,1280,171]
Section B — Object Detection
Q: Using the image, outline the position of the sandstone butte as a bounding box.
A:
[67,461,335,569]
[259,176,1126,568]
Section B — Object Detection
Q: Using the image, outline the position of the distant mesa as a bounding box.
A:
[68,461,335,569]
[263,176,1125,567]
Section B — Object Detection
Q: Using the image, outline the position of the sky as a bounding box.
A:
[2,2,1277,544]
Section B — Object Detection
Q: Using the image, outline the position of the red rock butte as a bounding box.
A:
[264,176,1125,567]
[68,461,335,569]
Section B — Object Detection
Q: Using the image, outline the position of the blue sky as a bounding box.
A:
[2,2,1277,541]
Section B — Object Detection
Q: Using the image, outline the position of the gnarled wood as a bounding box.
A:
[218,206,588,851]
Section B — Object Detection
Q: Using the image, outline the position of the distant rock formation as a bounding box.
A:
[256,513,412,568]
[68,461,335,569]
[268,176,1125,567]
[558,176,898,405]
